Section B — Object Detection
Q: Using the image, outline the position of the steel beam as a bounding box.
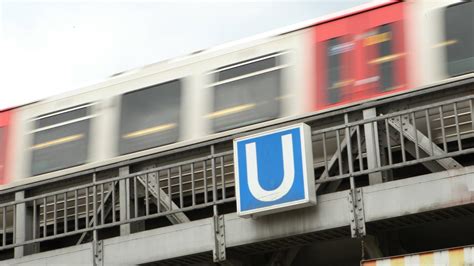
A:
[103,218,214,265]
[226,166,474,248]
[3,243,93,265]
[5,166,474,265]
[213,208,226,262]
[348,188,366,238]
[383,122,443,173]
[388,116,462,170]
[92,239,103,266]
[136,175,190,224]
[362,167,473,222]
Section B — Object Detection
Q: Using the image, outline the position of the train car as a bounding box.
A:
[1,0,473,189]
[7,24,310,188]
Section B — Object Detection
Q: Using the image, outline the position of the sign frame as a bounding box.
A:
[233,123,316,218]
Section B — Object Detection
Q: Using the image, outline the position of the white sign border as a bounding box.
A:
[233,123,316,218]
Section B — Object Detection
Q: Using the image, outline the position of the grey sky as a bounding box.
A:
[0,0,369,109]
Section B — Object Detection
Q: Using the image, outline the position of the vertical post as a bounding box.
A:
[212,205,226,262]
[14,192,25,258]
[363,108,383,185]
[211,145,217,203]
[344,114,354,176]
[119,166,131,236]
[119,167,145,234]
[130,183,146,233]
[92,229,103,266]
[14,191,38,258]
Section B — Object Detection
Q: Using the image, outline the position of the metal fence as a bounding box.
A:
[313,95,474,186]
[0,94,473,253]
[0,149,236,251]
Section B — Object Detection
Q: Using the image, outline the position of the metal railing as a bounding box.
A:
[0,150,236,251]
[313,95,474,186]
[0,94,472,254]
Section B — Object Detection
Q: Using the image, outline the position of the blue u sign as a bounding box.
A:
[234,123,316,217]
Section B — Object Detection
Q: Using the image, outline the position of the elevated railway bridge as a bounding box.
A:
[0,75,473,265]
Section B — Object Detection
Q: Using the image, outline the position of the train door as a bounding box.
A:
[314,2,407,110]
[314,16,354,109]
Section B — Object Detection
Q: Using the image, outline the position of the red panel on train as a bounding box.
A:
[313,2,407,110]
[0,110,13,185]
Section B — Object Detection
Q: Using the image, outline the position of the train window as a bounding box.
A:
[208,53,284,132]
[325,37,352,103]
[444,1,474,77]
[118,79,181,155]
[364,23,402,92]
[36,107,87,128]
[30,105,92,176]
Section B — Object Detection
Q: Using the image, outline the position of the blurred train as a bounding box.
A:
[0,0,473,189]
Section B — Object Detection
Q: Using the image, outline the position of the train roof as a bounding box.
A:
[110,0,396,78]
[12,0,396,110]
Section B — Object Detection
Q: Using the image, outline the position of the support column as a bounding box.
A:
[348,188,366,238]
[119,166,145,234]
[92,229,103,266]
[363,108,383,185]
[213,206,226,263]
[119,166,131,236]
[14,191,38,258]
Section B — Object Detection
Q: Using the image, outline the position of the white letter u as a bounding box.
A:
[245,134,295,202]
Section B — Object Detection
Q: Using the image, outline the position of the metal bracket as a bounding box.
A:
[93,240,103,266]
[348,188,366,238]
[213,214,226,262]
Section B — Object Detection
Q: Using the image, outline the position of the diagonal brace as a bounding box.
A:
[136,175,190,224]
[388,116,461,170]
[77,181,119,245]
[315,127,358,192]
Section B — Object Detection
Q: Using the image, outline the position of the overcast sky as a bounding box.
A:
[0,0,369,109]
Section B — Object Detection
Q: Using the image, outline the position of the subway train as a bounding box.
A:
[0,0,472,189]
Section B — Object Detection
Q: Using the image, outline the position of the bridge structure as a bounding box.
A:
[0,75,473,265]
